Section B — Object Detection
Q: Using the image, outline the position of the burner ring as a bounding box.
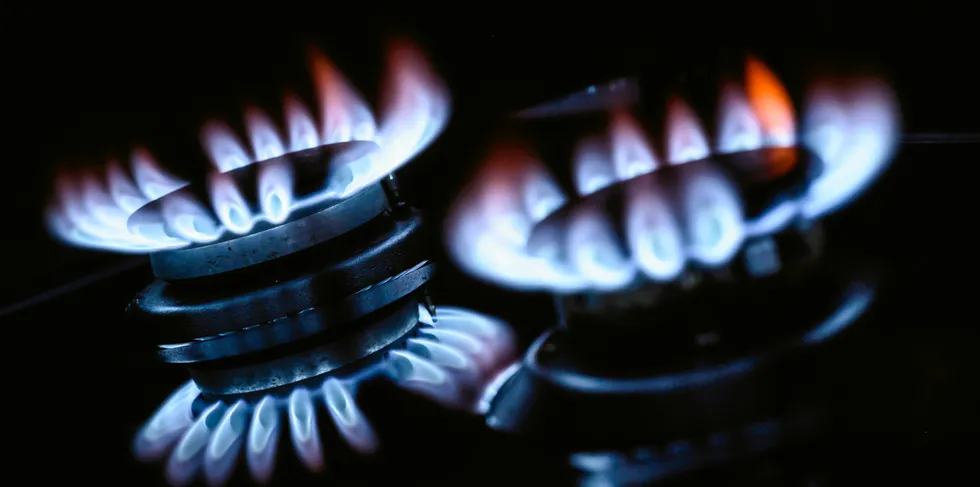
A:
[187,298,420,397]
[126,141,383,280]
[149,183,388,280]
[155,261,433,363]
[131,210,428,344]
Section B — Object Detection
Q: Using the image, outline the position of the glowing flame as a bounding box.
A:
[447,58,899,293]
[610,110,659,178]
[49,39,449,253]
[245,107,287,161]
[745,56,796,147]
[666,97,711,164]
[208,172,255,235]
[572,136,616,195]
[566,206,637,290]
[192,39,448,232]
[47,149,187,252]
[284,94,319,152]
[677,163,745,265]
[159,193,220,244]
[801,78,899,217]
[196,39,449,204]
[258,159,292,225]
[134,305,514,486]
[624,178,686,281]
[716,83,764,154]
[447,146,585,292]
[375,41,451,176]
[311,50,377,145]
[201,122,252,172]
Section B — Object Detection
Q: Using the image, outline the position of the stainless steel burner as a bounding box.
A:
[447,56,900,485]
[46,38,516,487]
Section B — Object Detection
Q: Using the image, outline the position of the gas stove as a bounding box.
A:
[8,26,978,487]
[442,55,916,484]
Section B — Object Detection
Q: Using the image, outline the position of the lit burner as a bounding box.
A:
[448,57,899,483]
[47,40,448,254]
[447,58,899,293]
[45,39,515,486]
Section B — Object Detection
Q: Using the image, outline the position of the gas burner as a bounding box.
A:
[447,58,899,293]
[127,141,383,280]
[45,39,516,486]
[47,39,448,254]
[448,57,899,483]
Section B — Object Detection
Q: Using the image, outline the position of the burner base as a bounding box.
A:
[484,264,877,459]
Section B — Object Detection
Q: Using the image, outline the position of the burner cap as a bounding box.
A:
[128,141,382,280]
[131,212,432,355]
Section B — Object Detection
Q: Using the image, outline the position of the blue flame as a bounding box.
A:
[49,40,449,254]
[447,73,899,293]
[133,305,513,486]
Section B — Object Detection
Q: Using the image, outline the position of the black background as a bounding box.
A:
[6,3,979,484]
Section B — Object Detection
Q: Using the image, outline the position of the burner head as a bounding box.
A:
[534,147,824,332]
[533,146,818,300]
[128,181,430,397]
[128,141,382,280]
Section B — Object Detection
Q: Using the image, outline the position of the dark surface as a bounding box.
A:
[7,7,979,486]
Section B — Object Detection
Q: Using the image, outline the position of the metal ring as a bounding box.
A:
[187,298,420,397]
[157,262,433,363]
[149,184,389,280]
[131,211,427,343]
[529,278,875,395]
